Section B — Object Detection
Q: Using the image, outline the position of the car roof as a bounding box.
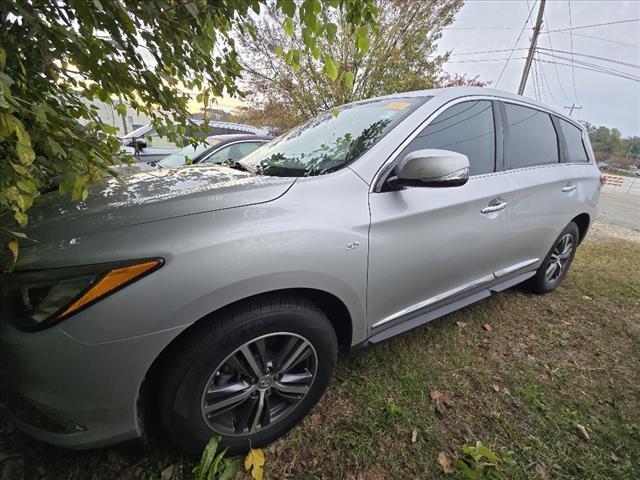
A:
[365,86,582,130]
[205,134,273,144]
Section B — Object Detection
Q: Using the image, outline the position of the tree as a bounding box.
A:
[235,0,484,132]
[0,0,377,241]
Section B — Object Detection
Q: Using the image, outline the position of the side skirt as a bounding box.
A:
[356,270,535,348]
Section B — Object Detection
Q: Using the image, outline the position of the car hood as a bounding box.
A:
[25,165,295,241]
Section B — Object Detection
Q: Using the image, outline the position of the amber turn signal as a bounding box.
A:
[58,260,162,319]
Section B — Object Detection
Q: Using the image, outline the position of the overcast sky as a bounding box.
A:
[435,0,640,136]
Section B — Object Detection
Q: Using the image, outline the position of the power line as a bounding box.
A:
[536,58,640,82]
[545,18,640,33]
[568,32,640,49]
[495,0,539,88]
[536,51,640,81]
[542,13,572,104]
[443,18,640,32]
[447,57,529,64]
[567,0,579,104]
[536,47,640,69]
[537,51,561,107]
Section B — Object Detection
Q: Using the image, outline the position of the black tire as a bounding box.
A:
[159,294,338,456]
[526,221,579,294]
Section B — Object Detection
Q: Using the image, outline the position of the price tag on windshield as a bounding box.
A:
[384,102,412,110]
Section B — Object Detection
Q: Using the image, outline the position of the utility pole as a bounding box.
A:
[563,104,583,117]
[518,0,547,95]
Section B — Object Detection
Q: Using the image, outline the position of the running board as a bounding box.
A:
[361,271,535,347]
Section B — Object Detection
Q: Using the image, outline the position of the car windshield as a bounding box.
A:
[240,97,428,177]
[158,140,221,167]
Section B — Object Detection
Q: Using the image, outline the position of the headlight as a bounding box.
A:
[0,258,163,331]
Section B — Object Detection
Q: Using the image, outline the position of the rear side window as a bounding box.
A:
[557,119,589,163]
[503,103,558,168]
[399,100,496,176]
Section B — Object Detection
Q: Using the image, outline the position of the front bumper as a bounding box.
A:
[0,320,183,449]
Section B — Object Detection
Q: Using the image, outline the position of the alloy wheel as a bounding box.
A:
[200,332,317,436]
[545,233,574,284]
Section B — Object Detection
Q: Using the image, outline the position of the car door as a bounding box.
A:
[493,102,580,277]
[367,99,510,333]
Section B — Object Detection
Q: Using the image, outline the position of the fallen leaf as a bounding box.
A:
[160,465,174,480]
[492,383,500,392]
[483,323,492,332]
[576,424,590,441]
[456,321,467,329]
[582,295,593,301]
[438,452,455,475]
[244,448,266,480]
[411,429,418,443]
[429,390,451,415]
[528,333,538,341]
[610,452,619,462]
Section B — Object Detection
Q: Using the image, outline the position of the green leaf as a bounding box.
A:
[194,436,220,480]
[10,162,30,176]
[283,17,294,37]
[16,143,36,165]
[278,0,296,17]
[4,186,19,201]
[116,103,126,116]
[14,211,28,227]
[343,71,354,88]
[0,111,17,142]
[16,179,37,194]
[325,22,338,41]
[81,187,89,202]
[357,25,371,51]
[322,55,338,81]
[217,460,239,480]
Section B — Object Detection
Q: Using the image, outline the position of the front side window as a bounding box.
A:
[397,100,496,176]
[240,97,428,177]
[504,103,558,168]
[557,119,589,163]
[158,142,215,167]
[203,142,265,164]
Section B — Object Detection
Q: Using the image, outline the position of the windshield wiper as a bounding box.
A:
[219,159,257,174]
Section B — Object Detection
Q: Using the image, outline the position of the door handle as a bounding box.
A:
[481,200,508,214]
[561,184,576,193]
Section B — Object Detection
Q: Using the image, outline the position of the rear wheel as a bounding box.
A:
[526,221,579,294]
[159,295,338,455]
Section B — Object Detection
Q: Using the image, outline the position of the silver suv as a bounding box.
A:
[0,87,600,455]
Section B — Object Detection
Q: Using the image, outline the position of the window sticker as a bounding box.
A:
[384,101,412,110]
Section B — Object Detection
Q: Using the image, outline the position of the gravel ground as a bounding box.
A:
[587,221,640,244]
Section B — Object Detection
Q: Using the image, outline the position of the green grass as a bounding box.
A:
[262,240,640,479]
[1,240,638,479]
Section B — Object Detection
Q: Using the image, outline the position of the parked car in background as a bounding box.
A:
[155,134,272,170]
[1,87,600,457]
[120,120,268,164]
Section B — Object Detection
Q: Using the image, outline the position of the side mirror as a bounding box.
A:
[388,149,470,188]
[134,138,147,151]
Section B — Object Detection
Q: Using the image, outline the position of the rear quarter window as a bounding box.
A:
[503,103,559,169]
[557,118,590,163]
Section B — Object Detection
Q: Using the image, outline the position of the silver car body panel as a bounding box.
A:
[1,86,600,449]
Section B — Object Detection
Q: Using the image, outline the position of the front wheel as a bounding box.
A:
[159,295,338,456]
[526,221,579,294]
